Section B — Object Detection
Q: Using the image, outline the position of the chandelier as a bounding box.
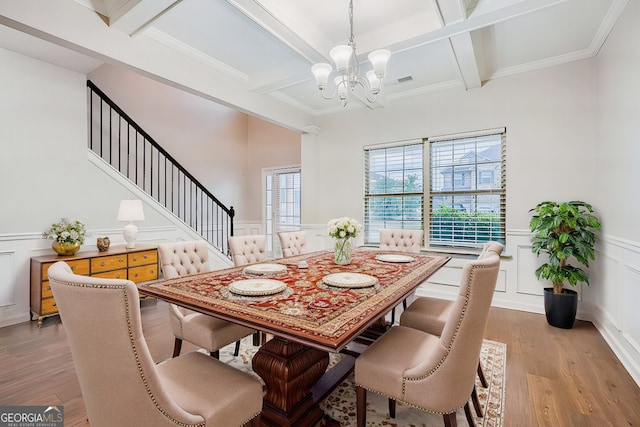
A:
[311,0,391,107]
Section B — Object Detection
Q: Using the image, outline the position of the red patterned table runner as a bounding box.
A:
[139,250,449,351]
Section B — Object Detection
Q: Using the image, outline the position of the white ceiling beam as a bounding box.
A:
[449,32,482,90]
[105,0,182,36]
[386,0,569,54]
[226,0,328,64]
[435,0,481,90]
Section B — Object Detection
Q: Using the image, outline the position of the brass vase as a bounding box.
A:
[52,241,81,256]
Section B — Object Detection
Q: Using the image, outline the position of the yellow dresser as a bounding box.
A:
[30,245,158,326]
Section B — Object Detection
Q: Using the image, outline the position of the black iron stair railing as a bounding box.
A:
[87,80,234,256]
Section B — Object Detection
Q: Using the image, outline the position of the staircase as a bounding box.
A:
[86,80,234,256]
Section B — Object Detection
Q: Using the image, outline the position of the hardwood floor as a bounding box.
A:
[1,300,639,426]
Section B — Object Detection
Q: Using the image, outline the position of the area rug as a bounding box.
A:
[216,338,506,426]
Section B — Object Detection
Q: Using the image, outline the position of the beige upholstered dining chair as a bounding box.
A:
[379,228,424,253]
[278,230,307,257]
[400,241,504,415]
[355,251,501,427]
[48,261,262,427]
[228,234,267,266]
[379,228,424,324]
[158,241,255,359]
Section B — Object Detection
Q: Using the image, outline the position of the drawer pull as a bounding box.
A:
[143,255,148,260]
[132,257,137,262]
[100,262,105,267]
[119,258,124,263]
[71,266,76,271]
[46,286,51,291]
[116,274,121,279]
[134,273,139,278]
[53,303,57,307]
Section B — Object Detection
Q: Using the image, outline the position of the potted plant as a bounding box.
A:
[529,201,601,329]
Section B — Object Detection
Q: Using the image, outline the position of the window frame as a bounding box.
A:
[363,129,506,250]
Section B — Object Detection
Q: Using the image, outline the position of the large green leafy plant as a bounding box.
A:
[529,201,601,294]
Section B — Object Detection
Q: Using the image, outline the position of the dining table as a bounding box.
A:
[138,249,450,427]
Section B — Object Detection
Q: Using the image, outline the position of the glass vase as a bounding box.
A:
[334,237,352,265]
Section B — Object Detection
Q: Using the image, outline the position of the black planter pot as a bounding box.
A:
[543,287,578,329]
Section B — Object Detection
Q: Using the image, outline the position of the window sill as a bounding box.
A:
[360,244,511,259]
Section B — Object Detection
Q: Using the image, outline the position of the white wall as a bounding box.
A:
[247,116,301,220]
[88,64,251,218]
[587,0,640,385]
[304,59,598,227]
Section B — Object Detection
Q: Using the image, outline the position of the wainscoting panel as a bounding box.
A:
[0,250,15,306]
[623,263,640,357]
[515,243,544,296]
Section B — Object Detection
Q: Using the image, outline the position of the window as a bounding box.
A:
[364,142,424,244]
[363,130,506,249]
[264,167,301,258]
[429,131,506,248]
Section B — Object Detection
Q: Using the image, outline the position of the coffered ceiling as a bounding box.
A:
[0,0,628,116]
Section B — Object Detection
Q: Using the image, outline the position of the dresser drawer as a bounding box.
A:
[128,250,157,267]
[41,297,58,315]
[42,281,53,299]
[91,254,127,273]
[92,269,128,280]
[128,265,158,283]
[42,259,90,280]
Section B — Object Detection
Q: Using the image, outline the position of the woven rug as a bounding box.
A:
[216,337,506,427]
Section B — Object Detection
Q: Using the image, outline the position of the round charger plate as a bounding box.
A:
[375,254,416,263]
[322,272,378,289]
[243,263,287,276]
[228,279,287,296]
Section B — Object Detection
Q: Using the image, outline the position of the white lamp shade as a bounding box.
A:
[368,49,391,78]
[330,45,353,75]
[366,70,381,93]
[311,63,332,89]
[117,200,145,222]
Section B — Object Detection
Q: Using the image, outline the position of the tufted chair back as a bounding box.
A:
[48,261,263,427]
[158,240,211,279]
[228,235,267,266]
[379,229,424,253]
[278,231,307,257]
[47,261,210,426]
[355,253,501,425]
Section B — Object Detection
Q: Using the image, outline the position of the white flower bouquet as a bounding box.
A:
[42,218,86,245]
[327,217,362,264]
[327,217,362,239]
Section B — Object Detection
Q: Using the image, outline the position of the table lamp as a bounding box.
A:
[117,199,145,248]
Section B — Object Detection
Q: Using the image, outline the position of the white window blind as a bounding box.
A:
[363,129,506,249]
[428,131,506,248]
[364,143,424,244]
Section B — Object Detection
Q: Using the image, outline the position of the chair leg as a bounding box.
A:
[234,340,241,356]
[356,386,367,427]
[477,360,488,387]
[443,411,458,427]
[388,398,396,418]
[464,402,475,427]
[390,307,396,325]
[252,331,261,346]
[402,298,407,310]
[471,385,483,417]
[210,350,220,359]
[247,414,261,427]
[172,338,183,358]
